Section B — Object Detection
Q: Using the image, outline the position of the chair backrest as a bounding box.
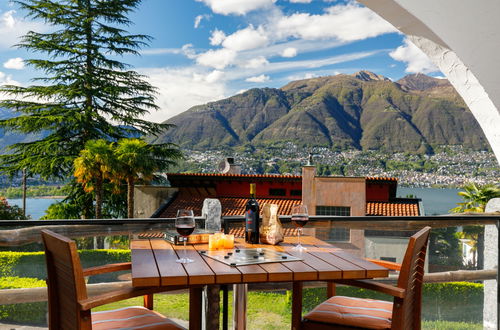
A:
[391,226,431,330]
[41,229,90,330]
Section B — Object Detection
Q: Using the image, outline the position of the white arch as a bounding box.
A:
[358,0,500,164]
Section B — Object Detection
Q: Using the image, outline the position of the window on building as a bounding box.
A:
[316,206,351,242]
[290,189,302,197]
[269,188,286,196]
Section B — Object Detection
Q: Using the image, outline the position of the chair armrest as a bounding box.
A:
[334,279,406,298]
[83,262,131,277]
[365,258,401,271]
[79,284,188,311]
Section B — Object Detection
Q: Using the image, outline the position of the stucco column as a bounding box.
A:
[302,166,316,215]
[484,198,500,329]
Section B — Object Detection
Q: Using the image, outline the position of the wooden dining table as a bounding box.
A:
[131,235,389,330]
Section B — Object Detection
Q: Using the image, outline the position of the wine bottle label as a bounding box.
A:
[245,209,255,229]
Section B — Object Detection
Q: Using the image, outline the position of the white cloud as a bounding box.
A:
[290,0,312,3]
[389,38,439,74]
[194,15,203,28]
[222,26,268,51]
[281,47,297,58]
[242,56,269,69]
[273,3,397,41]
[194,14,211,28]
[196,48,237,69]
[287,72,318,81]
[141,48,184,55]
[0,71,20,86]
[3,57,24,70]
[205,69,225,83]
[209,29,226,46]
[139,67,227,122]
[195,0,276,16]
[0,10,48,49]
[245,74,270,83]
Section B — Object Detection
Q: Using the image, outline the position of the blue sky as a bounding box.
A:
[0,0,441,122]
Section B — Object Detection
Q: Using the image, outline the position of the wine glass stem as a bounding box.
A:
[184,239,187,261]
[298,228,301,246]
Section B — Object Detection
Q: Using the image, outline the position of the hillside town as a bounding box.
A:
[174,145,499,188]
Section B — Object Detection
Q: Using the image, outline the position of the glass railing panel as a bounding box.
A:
[0,218,496,329]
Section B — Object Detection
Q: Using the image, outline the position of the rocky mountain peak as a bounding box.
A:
[351,70,390,82]
[397,73,449,91]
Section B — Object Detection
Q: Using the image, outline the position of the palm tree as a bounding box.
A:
[450,182,500,213]
[114,138,182,218]
[450,182,500,269]
[74,140,115,219]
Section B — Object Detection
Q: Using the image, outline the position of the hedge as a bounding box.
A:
[286,282,484,323]
[0,249,130,283]
[0,277,47,325]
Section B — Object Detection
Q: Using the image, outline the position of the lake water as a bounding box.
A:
[7,198,62,220]
[7,187,463,219]
[397,187,462,215]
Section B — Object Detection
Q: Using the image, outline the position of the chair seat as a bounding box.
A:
[92,306,184,330]
[303,296,393,329]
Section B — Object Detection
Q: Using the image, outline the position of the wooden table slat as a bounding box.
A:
[307,248,366,279]
[171,244,216,285]
[332,250,389,278]
[280,243,342,280]
[191,244,242,284]
[149,240,191,286]
[131,240,160,287]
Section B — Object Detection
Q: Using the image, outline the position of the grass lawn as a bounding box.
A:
[93,290,481,330]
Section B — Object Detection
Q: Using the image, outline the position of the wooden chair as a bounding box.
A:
[41,229,185,330]
[301,226,431,330]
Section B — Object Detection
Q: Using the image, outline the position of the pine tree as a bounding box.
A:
[0,0,177,217]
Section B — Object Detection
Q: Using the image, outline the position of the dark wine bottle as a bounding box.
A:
[245,183,260,244]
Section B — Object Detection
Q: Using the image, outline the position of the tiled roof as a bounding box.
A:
[167,172,397,182]
[160,197,302,218]
[159,196,420,218]
[366,201,420,216]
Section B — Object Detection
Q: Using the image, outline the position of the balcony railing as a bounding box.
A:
[0,215,498,329]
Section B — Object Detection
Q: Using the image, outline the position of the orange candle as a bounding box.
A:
[224,234,234,249]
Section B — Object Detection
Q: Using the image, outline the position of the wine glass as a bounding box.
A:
[291,204,309,251]
[175,209,195,263]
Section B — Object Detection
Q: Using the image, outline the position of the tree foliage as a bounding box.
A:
[449,182,500,269]
[69,138,181,219]
[0,0,178,218]
[449,182,500,213]
[74,139,115,218]
[0,197,29,220]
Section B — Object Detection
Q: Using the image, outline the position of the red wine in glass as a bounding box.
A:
[291,214,309,228]
[175,209,195,263]
[176,224,195,237]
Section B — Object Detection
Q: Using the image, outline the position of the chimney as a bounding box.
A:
[219,158,241,174]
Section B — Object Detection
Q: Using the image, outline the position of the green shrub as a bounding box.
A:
[0,197,29,220]
[0,277,47,325]
[286,282,484,323]
[0,249,130,282]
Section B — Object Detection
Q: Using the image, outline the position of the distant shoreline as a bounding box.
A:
[8,196,66,199]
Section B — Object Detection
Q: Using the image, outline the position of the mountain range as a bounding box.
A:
[153,71,488,153]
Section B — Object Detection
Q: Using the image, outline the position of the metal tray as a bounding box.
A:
[200,248,302,266]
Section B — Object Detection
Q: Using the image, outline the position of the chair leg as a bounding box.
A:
[327,281,336,298]
[292,281,303,330]
[143,294,154,310]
